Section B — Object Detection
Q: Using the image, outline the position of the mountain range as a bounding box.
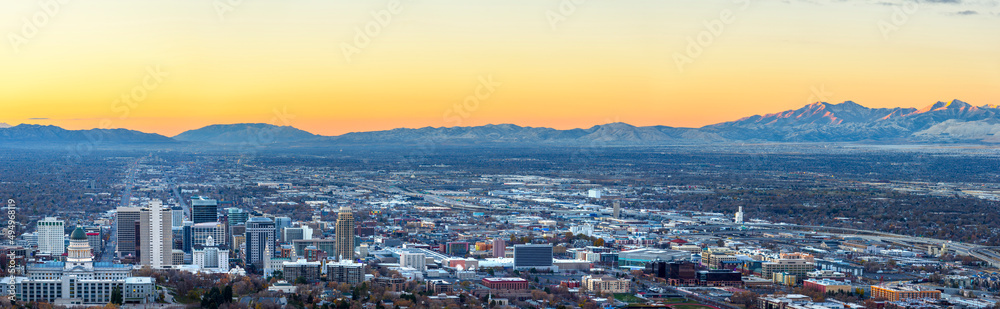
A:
[4,99,1000,146]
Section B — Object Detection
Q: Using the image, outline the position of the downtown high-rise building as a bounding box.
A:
[37,217,65,256]
[275,216,292,241]
[225,207,248,228]
[116,207,141,258]
[334,206,355,261]
[245,217,276,271]
[182,221,193,253]
[139,200,172,268]
[191,197,218,224]
[171,206,184,227]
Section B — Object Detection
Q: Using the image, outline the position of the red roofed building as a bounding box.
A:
[482,278,529,290]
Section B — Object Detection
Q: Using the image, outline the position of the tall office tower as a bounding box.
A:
[191,197,218,224]
[734,206,745,225]
[116,207,141,258]
[334,206,355,261]
[171,206,184,227]
[245,217,276,271]
[139,200,172,268]
[171,227,184,250]
[492,239,506,258]
[275,217,292,241]
[37,217,65,255]
[225,207,248,229]
[182,221,193,253]
[613,201,621,219]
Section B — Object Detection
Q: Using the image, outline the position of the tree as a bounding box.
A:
[730,291,759,309]
[594,238,605,247]
[201,286,224,309]
[110,286,124,305]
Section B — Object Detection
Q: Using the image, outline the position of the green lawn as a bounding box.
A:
[614,293,648,304]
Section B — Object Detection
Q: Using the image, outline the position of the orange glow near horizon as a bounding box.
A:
[2,1,999,136]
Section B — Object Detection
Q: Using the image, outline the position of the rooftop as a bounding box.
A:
[483,277,528,282]
[125,277,154,284]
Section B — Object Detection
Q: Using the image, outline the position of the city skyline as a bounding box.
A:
[2,1,999,136]
[3,0,1000,307]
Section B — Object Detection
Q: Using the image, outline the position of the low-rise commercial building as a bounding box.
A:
[762,259,814,281]
[618,248,690,269]
[804,279,852,294]
[482,278,529,290]
[283,259,322,282]
[327,260,365,284]
[870,284,941,302]
[582,275,630,293]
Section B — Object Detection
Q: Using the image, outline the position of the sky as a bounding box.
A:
[1,0,999,136]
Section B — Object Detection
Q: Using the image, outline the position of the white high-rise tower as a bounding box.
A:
[37,217,65,255]
[735,206,745,225]
[140,200,172,268]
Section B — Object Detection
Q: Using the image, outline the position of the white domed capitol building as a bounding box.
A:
[0,226,156,306]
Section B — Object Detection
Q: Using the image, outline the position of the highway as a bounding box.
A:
[171,183,189,221]
[99,221,116,263]
[102,158,139,263]
[969,247,1000,268]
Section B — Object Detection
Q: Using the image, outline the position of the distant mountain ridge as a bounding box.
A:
[172,123,318,144]
[326,123,725,145]
[4,99,1000,145]
[704,99,1000,142]
[0,124,174,143]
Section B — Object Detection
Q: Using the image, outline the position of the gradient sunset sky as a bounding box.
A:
[2,0,999,136]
